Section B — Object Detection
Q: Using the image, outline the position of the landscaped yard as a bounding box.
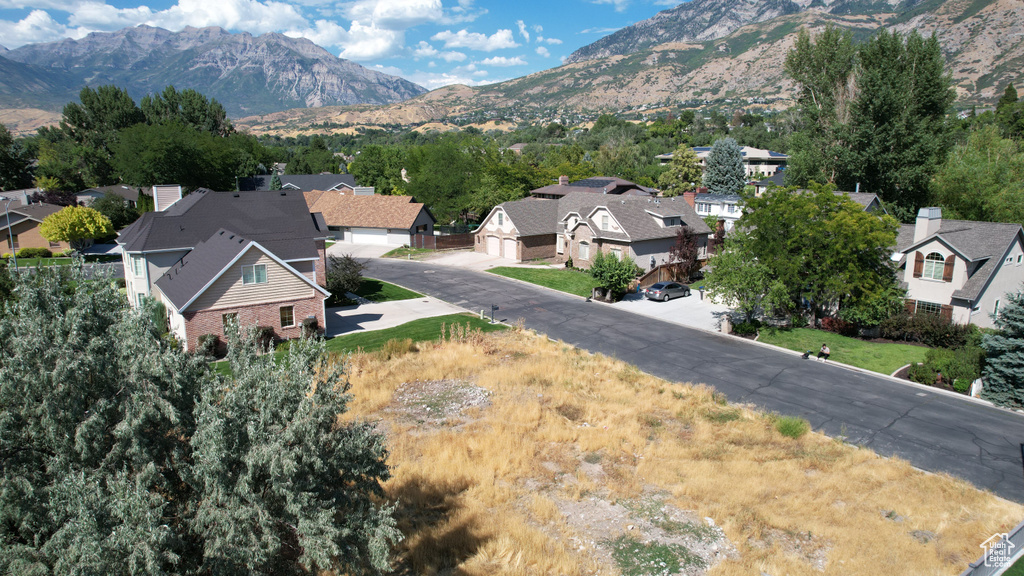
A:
[758,327,930,375]
[1,254,121,267]
[383,246,433,259]
[488,266,600,298]
[211,313,505,376]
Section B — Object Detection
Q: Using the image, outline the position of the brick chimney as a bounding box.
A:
[914,207,942,243]
[558,175,569,186]
[696,186,708,195]
[682,190,696,208]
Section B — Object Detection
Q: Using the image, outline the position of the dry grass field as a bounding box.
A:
[338,325,1021,575]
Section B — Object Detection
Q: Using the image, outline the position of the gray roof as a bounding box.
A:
[897,219,1024,301]
[531,176,655,198]
[839,192,882,211]
[498,198,559,237]
[238,174,356,192]
[694,193,741,204]
[81,184,145,202]
[155,228,251,311]
[117,189,324,261]
[756,172,786,187]
[11,203,63,222]
[564,193,711,242]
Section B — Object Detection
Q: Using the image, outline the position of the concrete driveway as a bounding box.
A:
[325,296,467,337]
[420,249,524,271]
[326,242,394,259]
[612,290,733,332]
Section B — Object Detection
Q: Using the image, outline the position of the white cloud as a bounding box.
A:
[440,50,465,62]
[427,60,435,67]
[431,28,517,51]
[0,10,88,47]
[590,0,630,11]
[515,20,529,43]
[580,26,621,34]
[404,70,486,89]
[339,20,403,60]
[150,0,306,34]
[342,0,442,30]
[479,55,525,67]
[537,35,562,45]
[442,0,486,24]
[535,46,549,57]
[68,2,158,30]
[532,24,542,34]
[287,19,349,47]
[371,63,404,76]
[412,40,438,57]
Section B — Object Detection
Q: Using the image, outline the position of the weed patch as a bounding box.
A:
[608,534,706,575]
[774,415,811,439]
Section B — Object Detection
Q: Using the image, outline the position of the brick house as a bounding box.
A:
[116,189,331,351]
[0,203,71,254]
[895,207,1024,328]
[476,192,710,272]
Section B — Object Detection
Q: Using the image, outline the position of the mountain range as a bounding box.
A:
[0,25,426,118]
[3,0,1024,137]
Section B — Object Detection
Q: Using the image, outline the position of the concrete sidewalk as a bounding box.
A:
[325,296,468,337]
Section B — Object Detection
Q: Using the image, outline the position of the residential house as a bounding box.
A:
[303,190,435,246]
[753,172,785,196]
[895,208,1024,329]
[77,184,146,207]
[0,188,36,206]
[0,203,71,253]
[238,174,361,192]
[116,189,331,351]
[656,146,789,177]
[476,193,710,271]
[687,192,742,231]
[530,176,657,200]
[841,192,885,214]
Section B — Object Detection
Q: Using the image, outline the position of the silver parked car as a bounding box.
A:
[644,281,691,301]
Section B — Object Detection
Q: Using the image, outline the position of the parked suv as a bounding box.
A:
[644,282,690,301]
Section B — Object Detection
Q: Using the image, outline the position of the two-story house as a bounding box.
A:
[475,193,710,271]
[116,189,331,351]
[896,208,1024,328]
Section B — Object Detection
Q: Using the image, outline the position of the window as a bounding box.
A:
[921,252,945,280]
[915,301,942,316]
[131,255,145,277]
[497,212,504,226]
[136,293,147,307]
[556,235,564,254]
[48,240,61,249]
[994,299,1001,317]
[1018,255,1022,265]
[579,241,589,260]
[610,248,622,260]
[726,204,736,214]
[222,313,238,333]
[7,234,18,251]
[601,215,609,230]
[242,264,267,285]
[280,306,295,327]
[696,203,710,213]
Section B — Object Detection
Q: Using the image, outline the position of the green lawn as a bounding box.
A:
[211,313,506,376]
[758,327,930,376]
[354,278,422,302]
[488,266,600,298]
[1005,554,1024,576]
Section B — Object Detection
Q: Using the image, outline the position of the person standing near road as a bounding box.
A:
[817,343,830,362]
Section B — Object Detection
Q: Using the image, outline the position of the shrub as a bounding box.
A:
[732,320,761,336]
[327,253,367,296]
[925,345,984,383]
[196,334,221,358]
[774,415,810,439]
[790,314,809,329]
[301,315,319,338]
[953,379,971,394]
[879,310,977,348]
[589,251,642,296]
[908,363,937,385]
[821,316,857,337]
[253,325,275,350]
[17,247,52,258]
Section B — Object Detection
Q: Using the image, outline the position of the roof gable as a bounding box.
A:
[306,192,433,230]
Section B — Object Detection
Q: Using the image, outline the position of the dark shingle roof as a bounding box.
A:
[81,184,145,202]
[12,203,63,221]
[530,176,655,198]
[117,189,323,261]
[897,219,1024,301]
[756,172,786,187]
[560,193,711,242]
[238,174,356,192]
[155,229,251,311]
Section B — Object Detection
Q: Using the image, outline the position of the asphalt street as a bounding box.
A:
[367,257,1024,504]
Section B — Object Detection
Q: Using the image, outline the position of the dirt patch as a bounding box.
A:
[386,379,491,425]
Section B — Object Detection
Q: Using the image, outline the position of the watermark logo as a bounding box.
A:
[980,533,1015,568]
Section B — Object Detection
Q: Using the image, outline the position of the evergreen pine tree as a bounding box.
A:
[270,173,283,190]
[702,138,746,195]
[981,288,1024,408]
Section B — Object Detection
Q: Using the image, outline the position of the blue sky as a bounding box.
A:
[0,0,679,89]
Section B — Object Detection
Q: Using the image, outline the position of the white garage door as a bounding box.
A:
[351,228,389,245]
[503,238,517,260]
[486,236,500,256]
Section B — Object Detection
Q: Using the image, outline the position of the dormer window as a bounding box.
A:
[498,212,504,226]
[601,215,609,230]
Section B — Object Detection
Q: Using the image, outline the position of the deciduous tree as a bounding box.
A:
[90,192,139,230]
[930,125,1024,225]
[39,205,114,250]
[668,226,701,280]
[657,145,703,196]
[0,124,33,191]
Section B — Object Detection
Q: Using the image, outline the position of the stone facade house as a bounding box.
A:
[895,208,1024,328]
[116,189,330,351]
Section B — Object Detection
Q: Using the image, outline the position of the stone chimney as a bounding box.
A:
[914,207,942,243]
[682,190,696,208]
[558,175,569,186]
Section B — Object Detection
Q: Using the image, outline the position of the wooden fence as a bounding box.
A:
[409,233,475,250]
[630,264,686,291]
